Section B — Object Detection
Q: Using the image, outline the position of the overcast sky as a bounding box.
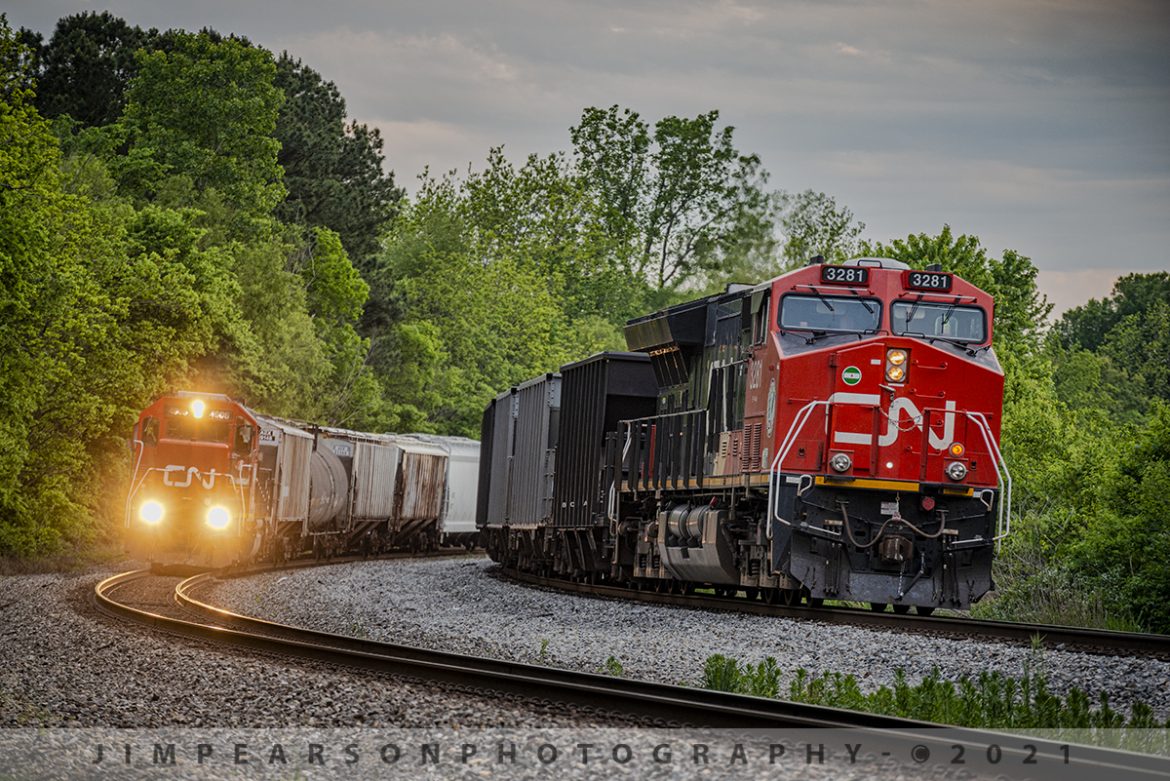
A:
[9,0,1170,313]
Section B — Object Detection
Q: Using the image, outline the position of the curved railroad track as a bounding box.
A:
[92,560,1170,780]
[500,568,1170,659]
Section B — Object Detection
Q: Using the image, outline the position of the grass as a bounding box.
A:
[701,654,1169,730]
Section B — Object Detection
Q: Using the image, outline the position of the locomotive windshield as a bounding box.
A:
[891,301,986,343]
[163,404,232,442]
[779,294,881,334]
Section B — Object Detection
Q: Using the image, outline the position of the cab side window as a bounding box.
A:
[234,423,254,457]
[752,294,770,345]
[142,417,159,446]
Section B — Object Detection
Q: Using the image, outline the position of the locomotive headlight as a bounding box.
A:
[829,452,853,473]
[885,349,909,383]
[190,399,206,419]
[945,461,968,481]
[206,506,231,530]
[139,500,164,525]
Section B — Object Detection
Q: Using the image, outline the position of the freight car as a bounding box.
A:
[124,394,481,566]
[478,258,1011,612]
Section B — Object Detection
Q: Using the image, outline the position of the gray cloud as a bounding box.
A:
[8,0,1169,310]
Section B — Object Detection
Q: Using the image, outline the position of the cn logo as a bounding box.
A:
[162,465,251,488]
[827,392,956,449]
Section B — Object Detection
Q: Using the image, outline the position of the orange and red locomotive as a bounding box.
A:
[124,392,261,565]
[480,257,1010,612]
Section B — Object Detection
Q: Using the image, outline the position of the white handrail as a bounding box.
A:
[768,400,829,529]
[967,411,1012,542]
[765,400,1012,545]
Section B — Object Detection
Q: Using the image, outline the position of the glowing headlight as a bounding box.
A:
[885,349,909,383]
[206,506,231,530]
[191,399,206,419]
[829,452,853,473]
[945,461,968,481]
[139,500,164,525]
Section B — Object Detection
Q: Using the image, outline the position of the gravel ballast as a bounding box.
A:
[208,557,1170,719]
[0,567,623,730]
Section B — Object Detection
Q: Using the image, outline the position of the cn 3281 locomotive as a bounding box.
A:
[124,393,480,566]
[478,258,1010,613]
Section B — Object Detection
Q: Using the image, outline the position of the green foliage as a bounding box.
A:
[23,11,149,126]
[1055,272,1170,353]
[701,655,781,698]
[571,105,778,292]
[602,656,624,676]
[861,225,1051,353]
[374,182,571,435]
[702,656,1168,729]
[118,32,285,220]
[273,54,402,267]
[0,17,387,556]
[780,189,865,266]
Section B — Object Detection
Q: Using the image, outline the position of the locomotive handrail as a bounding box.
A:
[966,411,1012,543]
[767,400,830,532]
[767,402,1012,544]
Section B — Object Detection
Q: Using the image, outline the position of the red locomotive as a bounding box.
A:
[480,257,1010,612]
[124,392,261,566]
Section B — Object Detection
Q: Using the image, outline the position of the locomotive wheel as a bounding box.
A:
[892,604,911,615]
[915,606,936,616]
[869,602,888,612]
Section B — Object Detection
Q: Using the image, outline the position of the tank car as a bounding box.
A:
[479,258,1011,612]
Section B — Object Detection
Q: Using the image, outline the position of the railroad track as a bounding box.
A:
[91,561,1170,780]
[501,568,1170,659]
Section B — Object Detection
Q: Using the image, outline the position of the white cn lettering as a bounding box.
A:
[162,465,222,489]
[827,393,955,449]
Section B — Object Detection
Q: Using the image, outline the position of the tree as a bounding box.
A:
[117,32,285,220]
[273,54,402,268]
[1,19,242,553]
[861,225,1051,352]
[571,105,777,292]
[371,178,572,435]
[1054,272,1170,352]
[24,11,149,126]
[293,227,384,426]
[779,189,865,266]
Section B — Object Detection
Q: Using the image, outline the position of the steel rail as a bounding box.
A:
[502,568,1170,659]
[92,567,1170,780]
